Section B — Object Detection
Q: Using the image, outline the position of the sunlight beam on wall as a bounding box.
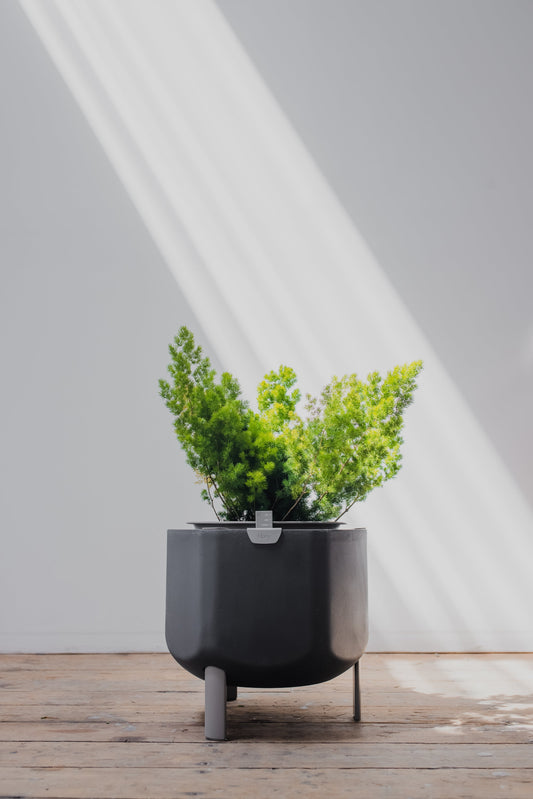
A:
[19,0,533,651]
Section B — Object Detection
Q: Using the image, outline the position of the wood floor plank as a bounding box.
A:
[4,686,533,704]
[1,652,531,671]
[2,720,531,743]
[0,654,177,671]
[4,673,531,692]
[3,740,533,769]
[3,704,532,727]
[1,766,533,799]
[1,653,532,798]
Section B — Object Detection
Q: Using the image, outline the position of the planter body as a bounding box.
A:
[166,526,368,688]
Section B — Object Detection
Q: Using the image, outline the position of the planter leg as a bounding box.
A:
[205,666,227,741]
[227,685,237,701]
[353,660,361,722]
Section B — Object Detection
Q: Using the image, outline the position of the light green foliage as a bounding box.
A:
[159,326,422,522]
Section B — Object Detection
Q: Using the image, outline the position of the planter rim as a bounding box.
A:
[184,521,364,530]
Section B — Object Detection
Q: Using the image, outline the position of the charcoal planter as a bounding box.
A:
[165,518,368,740]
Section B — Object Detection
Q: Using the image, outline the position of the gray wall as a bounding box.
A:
[0,0,207,651]
[1,0,532,652]
[216,0,533,502]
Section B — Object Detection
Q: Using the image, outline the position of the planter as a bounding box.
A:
[165,519,368,740]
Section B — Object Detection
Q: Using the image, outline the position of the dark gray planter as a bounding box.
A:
[166,522,368,739]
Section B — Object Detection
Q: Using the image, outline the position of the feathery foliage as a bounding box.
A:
[159,326,422,522]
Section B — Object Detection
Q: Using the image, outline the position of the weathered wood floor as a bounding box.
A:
[1,653,532,798]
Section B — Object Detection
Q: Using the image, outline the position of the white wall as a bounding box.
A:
[216,0,533,506]
[214,0,533,652]
[0,1,207,652]
[1,0,532,652]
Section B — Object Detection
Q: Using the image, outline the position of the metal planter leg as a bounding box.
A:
[353,660,361,721]
[205,666,227,740]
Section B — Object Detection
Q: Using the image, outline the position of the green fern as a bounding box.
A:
[159,326,422,521]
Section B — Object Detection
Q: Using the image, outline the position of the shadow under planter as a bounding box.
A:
[166,521,368,740]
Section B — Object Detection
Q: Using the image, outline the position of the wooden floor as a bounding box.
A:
[1,654,532,798]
